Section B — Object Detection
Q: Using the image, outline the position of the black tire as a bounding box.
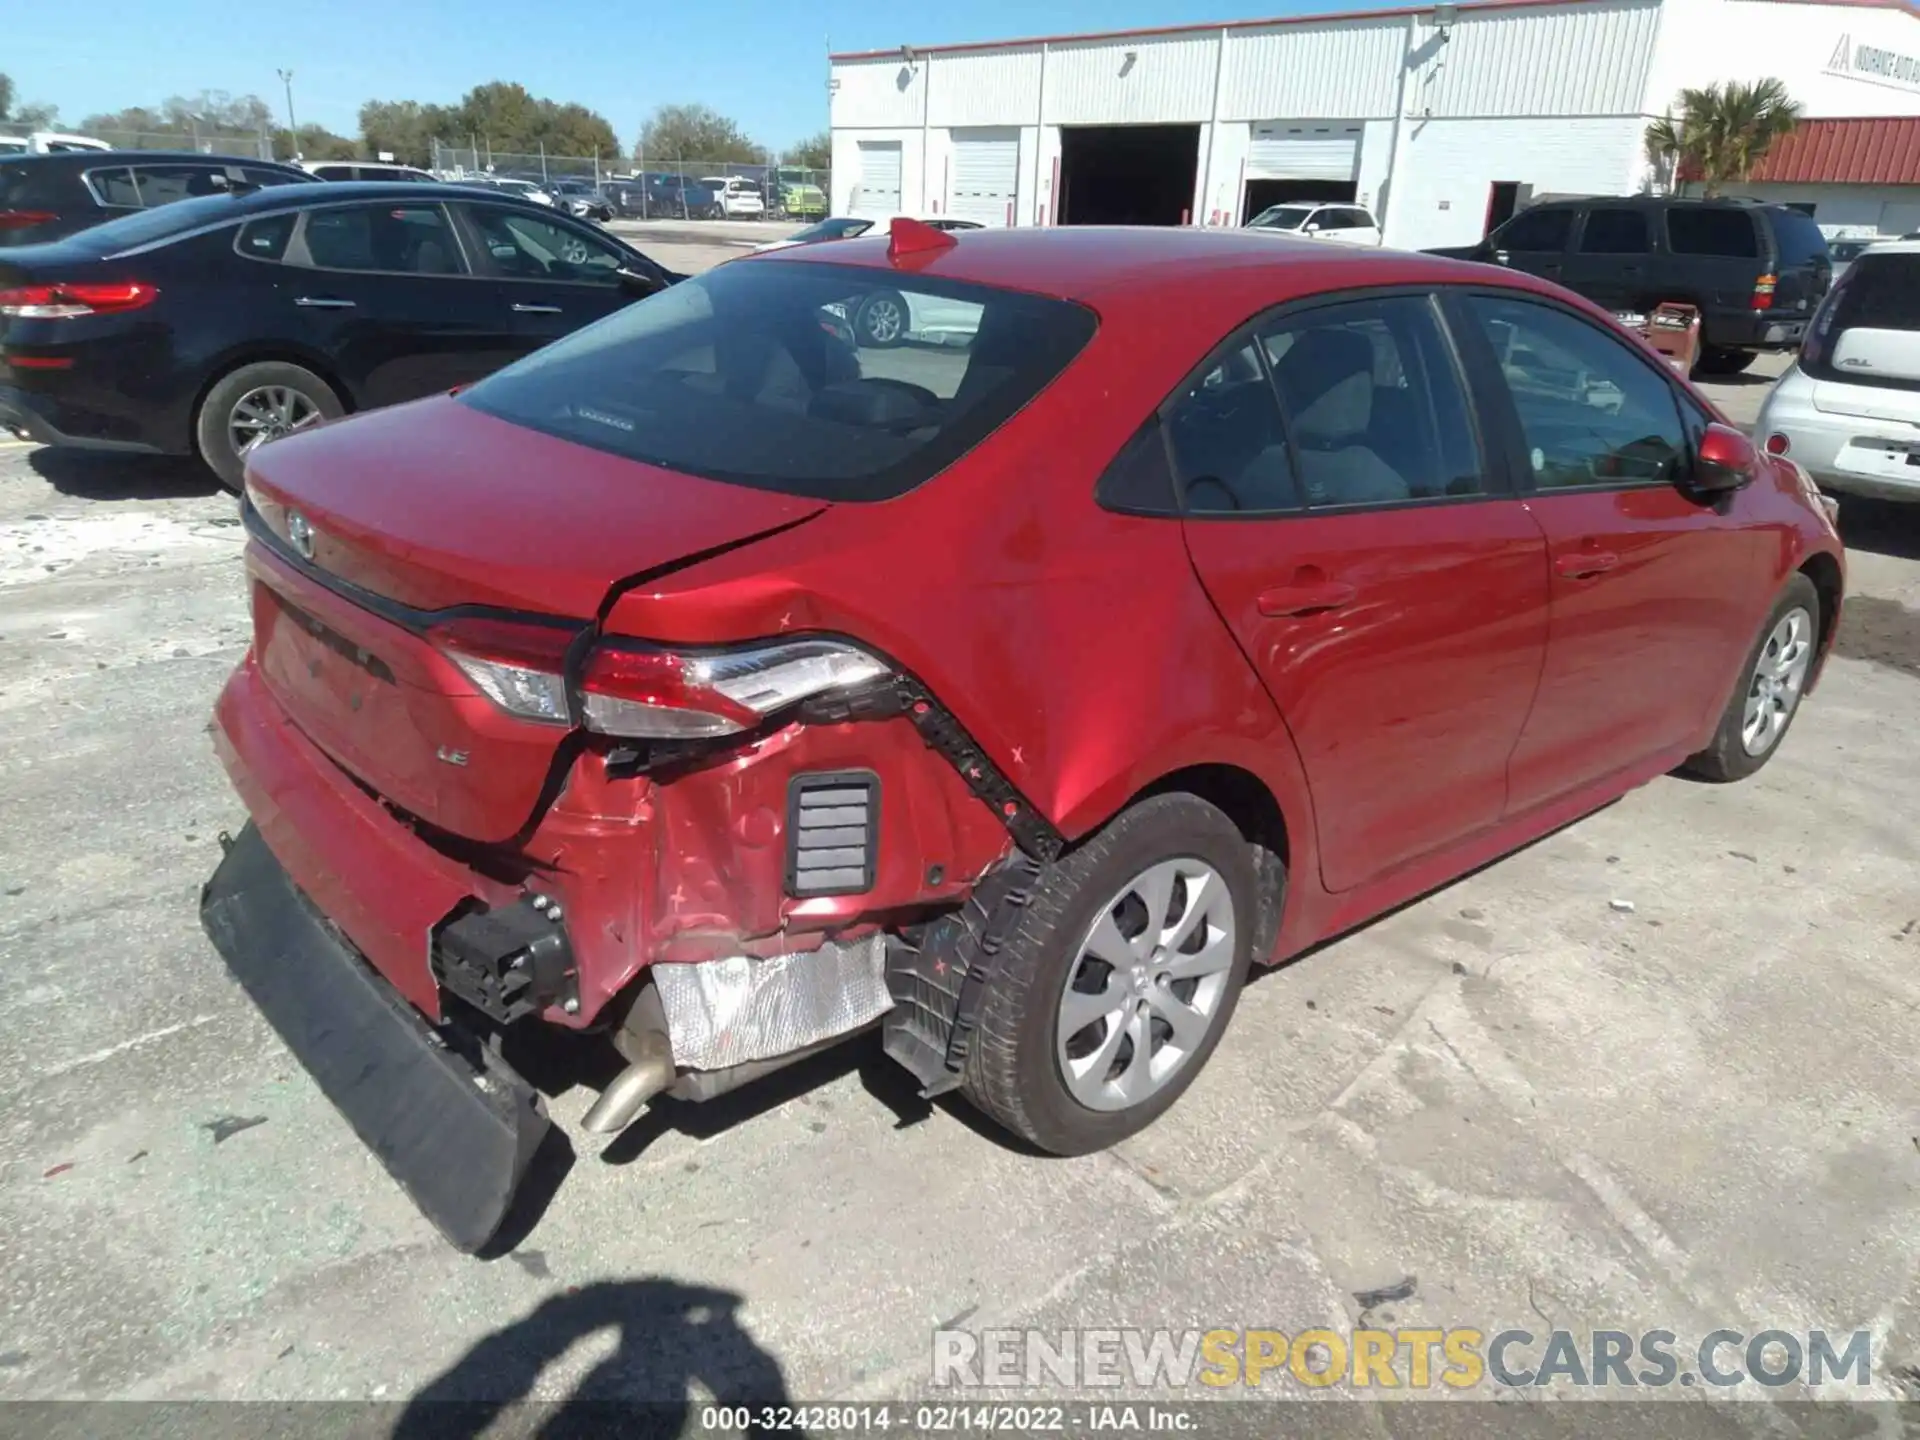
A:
[1694,346,1758,377]
[960,793,1262,1156]
[853,289,911,349]
[1683,573,1821,783]
[195,361,344,492]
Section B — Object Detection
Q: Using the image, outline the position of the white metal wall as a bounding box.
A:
[1646,0,1920,118]
[1219,17,1404,119]
[1413,0,1661,117]
[1042,32,1222,124]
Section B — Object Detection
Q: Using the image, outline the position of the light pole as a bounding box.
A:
[276,69,298,158]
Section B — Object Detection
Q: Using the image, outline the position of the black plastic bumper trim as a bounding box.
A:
[199,823,549,1253]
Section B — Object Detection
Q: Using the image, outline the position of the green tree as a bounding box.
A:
[81,91,273,149]
[360,84,617,167]
[358,99,452,167]
[635,103,761,165]
[788,129,831,170]
[275,125,358,162]
[0,73,61,130]
[1645,78,1801,198]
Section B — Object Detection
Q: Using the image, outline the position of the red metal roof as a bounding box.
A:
[1736,117,1920,184]
[829,0,1920,63]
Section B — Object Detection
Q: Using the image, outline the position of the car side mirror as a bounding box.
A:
[1692,423,1757,494]
[615,266,664,298]
[1303,223,1321,234]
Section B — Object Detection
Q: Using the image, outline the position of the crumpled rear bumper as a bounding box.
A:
[200,823,550,1253]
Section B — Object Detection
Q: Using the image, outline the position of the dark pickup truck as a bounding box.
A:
[1427,195,1831,375]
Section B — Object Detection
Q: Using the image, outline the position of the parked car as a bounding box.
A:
[459,176,555,207]
[773,179,828,219]
[0,131,112,155]
[751,214,980,253]
[1823,235,1885,283]
[543,178,613,223]
[616,173,723,220]
[0,181,675,486]
[701,175,766,217]
[748,215,989,346]
[302,160,439,183]
[1756,239,1920,504]
[0,150,314,248]
[196,222,1842,1251]
[1246,202,1382,247]
[1427,196,1831,376]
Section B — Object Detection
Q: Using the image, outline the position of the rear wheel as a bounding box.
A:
[195,361,343,492]
[960,793,1260,1155]
[1684,574,1820,782]
[1695,346,1758,377]
[853,290,910,349]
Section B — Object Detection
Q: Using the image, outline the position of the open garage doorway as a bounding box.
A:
[1057,125,1199,226]
[1241,178,1357,225]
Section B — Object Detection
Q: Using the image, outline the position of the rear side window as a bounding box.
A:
[86,167,141,208]
[1769,209,1831,268]
[132,164,227,207]
[1665,207,1759,258]
[459,259,1098,502]
[244,166,310,189]
[310,165,354,181]
[236,214,296,261]
[1167,340,1296,513]
[1580,209,1650,254]
[1499,207,1573,252]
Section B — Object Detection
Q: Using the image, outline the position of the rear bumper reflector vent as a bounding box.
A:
[787,771,879,897]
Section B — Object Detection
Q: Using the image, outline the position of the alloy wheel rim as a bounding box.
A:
[228,386,321,459]
[1740,606,1814,756]
[1056,858,1236,1112]
[865,299,903,343]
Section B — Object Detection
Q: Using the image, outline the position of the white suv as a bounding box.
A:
[1756,240,1920,503]
[1246,202,1382,247]
[701,176,766,218]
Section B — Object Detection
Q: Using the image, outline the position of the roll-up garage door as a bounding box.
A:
[854,140,903,215]
[948,127,1019,226]
[1247,124,1362,182]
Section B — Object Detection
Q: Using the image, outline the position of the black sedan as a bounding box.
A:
[0,181,675,487]
[1,150,314,248]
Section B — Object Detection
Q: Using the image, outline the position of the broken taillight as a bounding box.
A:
[0,281,159,318]
[430,619,890,739]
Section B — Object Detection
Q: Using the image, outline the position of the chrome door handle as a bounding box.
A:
[293,296,356,309]
[511,303,563,314]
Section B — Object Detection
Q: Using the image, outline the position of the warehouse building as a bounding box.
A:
[827,0,1920,250]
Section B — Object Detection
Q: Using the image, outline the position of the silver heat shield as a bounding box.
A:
[651,934,892,1071]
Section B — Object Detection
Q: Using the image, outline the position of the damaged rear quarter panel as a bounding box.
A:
[516,716,1011,1024]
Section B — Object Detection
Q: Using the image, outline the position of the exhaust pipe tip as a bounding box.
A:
[580,1043,675,1134]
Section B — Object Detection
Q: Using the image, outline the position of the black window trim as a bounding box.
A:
[448,199,647,287]
[1156,284,1510,522]
[1443,286,1700,498]
[282,198,475,278]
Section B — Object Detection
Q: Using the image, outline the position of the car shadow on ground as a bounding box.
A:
[391,1277,796,1436]
[27,447,225,502]
[1838,496,1920,562]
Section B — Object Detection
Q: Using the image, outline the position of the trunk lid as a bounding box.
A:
[243,395,827,840]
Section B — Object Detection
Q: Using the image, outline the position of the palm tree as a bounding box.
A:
[1645,79,1802,198]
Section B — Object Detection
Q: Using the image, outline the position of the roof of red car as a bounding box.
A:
[752,224,1488,307]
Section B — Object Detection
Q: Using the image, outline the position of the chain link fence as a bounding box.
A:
[429,141,829,220]
[85,127,276,160]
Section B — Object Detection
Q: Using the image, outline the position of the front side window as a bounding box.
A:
[1466,294,1687,490]
[1499,207,1573,252]
[1579,208,1650,254]
[1261,296,1483,506]
[458,258,1097,502]
[463,206,625,283]
[1665,206,1760,258]
[1166,341,1296,514]
[301,203,463,274]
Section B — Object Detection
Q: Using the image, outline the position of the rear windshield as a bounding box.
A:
[0,159,79,209]
[40,192,247,252]
[1769,209,1830,268]
[459,259,1098,502]
[1802,251,1920,385]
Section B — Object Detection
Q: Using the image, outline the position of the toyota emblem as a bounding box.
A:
[287,511,315,561]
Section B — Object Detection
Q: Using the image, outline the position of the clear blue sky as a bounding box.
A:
[8,0,1385,154]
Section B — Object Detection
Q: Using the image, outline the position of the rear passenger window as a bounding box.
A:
[1260,296,1483,507]
[1666,207,1760,258]
[1166,342,1297,514]
[1468,294,1687,490]
[87,167,141,208]
[236,214,296,262]
[1580,209,1650,254]
[132,164,229,206]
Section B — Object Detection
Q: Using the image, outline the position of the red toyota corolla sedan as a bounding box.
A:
[201,222,1844,1251]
